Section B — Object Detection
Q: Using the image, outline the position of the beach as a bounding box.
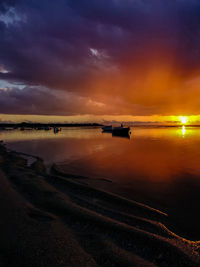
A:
[0,142,199,266]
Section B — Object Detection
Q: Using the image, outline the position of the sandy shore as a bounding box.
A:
[0,142,199,266]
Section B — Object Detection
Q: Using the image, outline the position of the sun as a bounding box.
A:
[179,116,188,125]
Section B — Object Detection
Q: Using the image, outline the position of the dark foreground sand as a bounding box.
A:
[0,143,199,266]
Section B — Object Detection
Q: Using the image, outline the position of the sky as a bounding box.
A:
[1,0,200,124]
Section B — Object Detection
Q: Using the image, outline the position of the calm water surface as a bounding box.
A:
[1,126,200,179]
[1,126,200,239]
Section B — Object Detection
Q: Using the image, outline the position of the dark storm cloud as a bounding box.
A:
[0,86,106,115]
[1,0,200,116]
[0,85,151,116]
[0,0,16,13]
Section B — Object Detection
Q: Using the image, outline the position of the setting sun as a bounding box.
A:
[179,116,188,125]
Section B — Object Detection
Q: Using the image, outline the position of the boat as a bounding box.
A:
[112,124,131,137]
[54,127,62,133]
[102,125,113,132]
[102,124,131,137]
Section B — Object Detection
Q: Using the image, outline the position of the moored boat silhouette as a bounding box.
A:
[112,124,131,136]
[54,127,62,133]
[102,124,131,136]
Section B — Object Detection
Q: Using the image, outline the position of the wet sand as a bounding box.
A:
[0,142,200,266]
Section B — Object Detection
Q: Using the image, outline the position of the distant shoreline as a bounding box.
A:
[0,122,103,128]
[1,123,200,129]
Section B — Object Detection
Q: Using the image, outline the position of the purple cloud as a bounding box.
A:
[1,0,200,116]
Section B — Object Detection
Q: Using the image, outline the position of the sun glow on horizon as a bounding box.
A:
[1,114,200,125]
[179,116,188,125]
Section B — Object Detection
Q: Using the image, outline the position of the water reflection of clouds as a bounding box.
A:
[0,128,102,142]
[2,127,200,182]
[1,127,200,144]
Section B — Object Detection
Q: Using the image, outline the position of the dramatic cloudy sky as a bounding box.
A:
[1,0,200,122]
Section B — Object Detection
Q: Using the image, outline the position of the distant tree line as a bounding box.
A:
[0,122,103,128]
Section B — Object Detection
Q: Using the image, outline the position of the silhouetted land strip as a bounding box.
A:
[0,122,102,129]
[2,122,200,129]
[0,143,200,266]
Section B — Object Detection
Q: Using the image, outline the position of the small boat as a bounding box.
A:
[54,127,62,133]
[102,125,113,132]
[112,124,131,137]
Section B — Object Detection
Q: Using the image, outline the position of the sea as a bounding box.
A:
[1,126,200,240]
